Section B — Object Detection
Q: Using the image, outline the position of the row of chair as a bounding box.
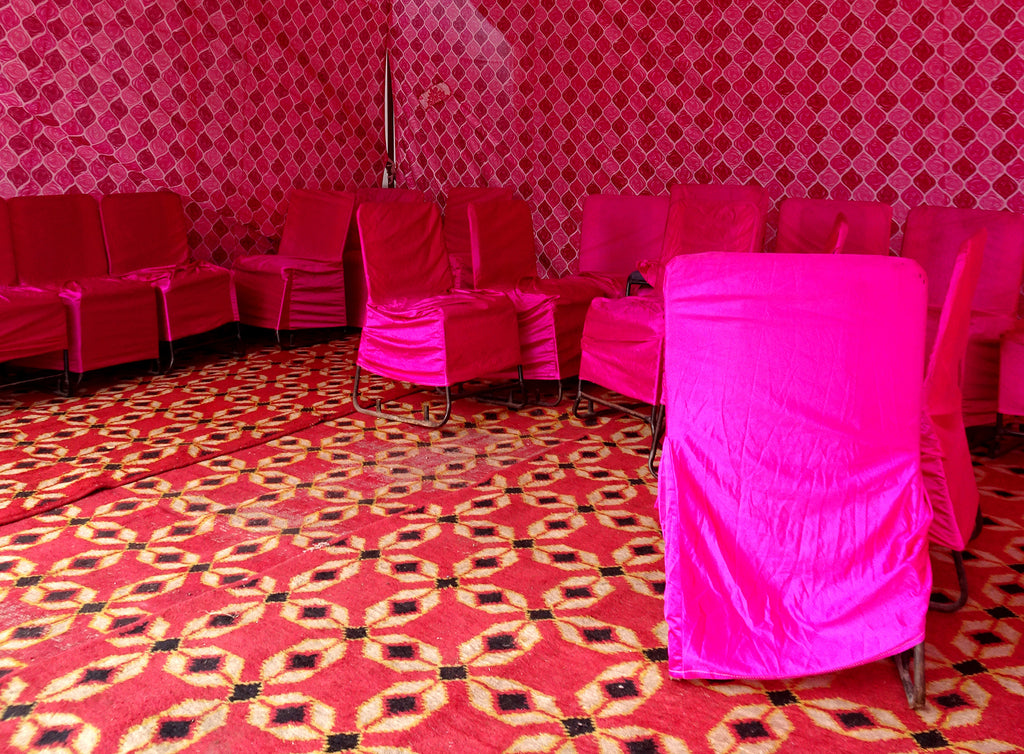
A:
[0,193,236,390]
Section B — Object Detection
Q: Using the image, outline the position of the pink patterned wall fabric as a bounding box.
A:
[0,0,385,265]
[391,0,1024,270]
[2,1,1023,270]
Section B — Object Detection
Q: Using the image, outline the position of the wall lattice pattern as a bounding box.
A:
[2,1,1023,270]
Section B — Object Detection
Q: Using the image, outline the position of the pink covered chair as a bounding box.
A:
[0,198,69,389]
[921,231,986,612]
[902,206,1024,427]
[776,197,892,255]
[352,201,521,428]
[466,197,618,402]
[233,189,355,345]
[443,185,516,289]
[577,193,672,295]
[100,191,237,370]
[574,183,769,474]
[7,194,159,382]
[658,251,931,708]
[343,187,430,327]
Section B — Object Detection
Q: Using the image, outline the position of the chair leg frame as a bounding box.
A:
[352,365,454,428]
[573,381,664,476]
[0,349,71,396]
[929,507,981,613]
[894,641,926,710]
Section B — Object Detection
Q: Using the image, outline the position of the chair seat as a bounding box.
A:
[579,292,664,405]
[0,287,68,363]
[122,263,235,342]
[358,290,520,387]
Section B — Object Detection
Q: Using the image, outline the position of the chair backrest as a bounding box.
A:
[357,201,452,306]
[467,198,536,290]
[278,189,355,263]
[7,194,110,286]
[443,186,516,286]
[344,187,429,253]
[100,191,191,274]
[578,193,671,277]
[777,198,892,255]
[0,198,16,286]
[903,206,1024,315]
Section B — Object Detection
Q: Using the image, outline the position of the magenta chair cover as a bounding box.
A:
[234,189,355,331]
[7,194,158,374]
[999,327,1024,416]
[903,206,1024,426]
[343,187,429,327]
[0,199,67,363]
[356,201,520,387]
[578,194,671,292]
[443,186,516,289]
[658,252,931,680]
[100,192,235,343]
[922,231,985,552]
[468,198,616,380]
[776,198,892,255]
[579,183,768,405]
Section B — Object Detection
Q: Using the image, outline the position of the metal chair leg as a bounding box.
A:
[648,404,665,478]
[351,365,454,429]
[929,550,969,612]
[895,641,926,710]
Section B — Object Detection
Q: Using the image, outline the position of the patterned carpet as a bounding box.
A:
[0,334,1021,753]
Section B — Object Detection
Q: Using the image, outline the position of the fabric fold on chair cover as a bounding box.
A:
[776,198,892,255]
[921,231,986,552]
[234,189,354,333]
[658,252,932,680]
[355,201,520,392]
[100,192,236,344]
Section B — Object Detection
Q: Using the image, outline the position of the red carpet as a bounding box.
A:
[0,334,1022,752]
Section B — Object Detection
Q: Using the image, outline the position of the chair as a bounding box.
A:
[465,197,618,401]
[0,198,69,389]
[99,191,237,370]
[902,206,1024,427]
[233,189,355,345]
[574,182,769,474]
[921,231,986,612]
[352,201,521,428]
[7,194,159,381]
[776,197,892,255]
[443,186,516,289]
[658,251,931,708]
[343,187,430,327]
[577,193,671,295]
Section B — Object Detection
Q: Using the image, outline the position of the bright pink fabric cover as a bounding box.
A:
[579,183,768,405]
[443,186,516,288]
[658,252,931,680]
[234,189,354,330]
[921,232,985,552]
[903,206,1024,425]
[0,200,67,363]
[7,194,159,373]
[999,326,1024,416]
[578,194,670,284]
[467,198,616,380]
[776,198,892,255]
[343,188,429,327]
[356,201,520,387]
[100,192,235,342]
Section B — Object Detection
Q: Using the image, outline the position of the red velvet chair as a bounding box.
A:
[352,201,521,428]
[7,194,159,382]
[100,191,237,370]
[233,189,355,344]
[902,206,1024,427]
[574,183,769,474]
[0,198,69,389]
[577,193,671,295]
[776,197,892,255]
[343,187,430,327]
[443,186,517,289]
[466,197,618,400]
[921,231,986,611]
